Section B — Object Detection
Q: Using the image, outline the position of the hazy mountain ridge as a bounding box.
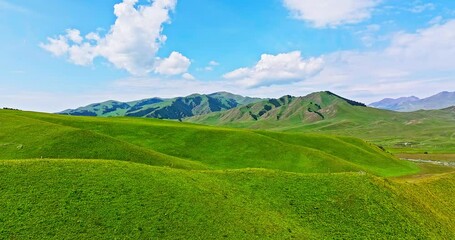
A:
[60,92,263,119]
[369,91,455,112]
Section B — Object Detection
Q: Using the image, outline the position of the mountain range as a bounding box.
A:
[60,92,262,120]
[369,91,455,112]
[61,91,455,131]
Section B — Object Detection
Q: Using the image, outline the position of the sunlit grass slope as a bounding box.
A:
[0,112,206,170]
[0,110,418,176]
[0,159,453,239]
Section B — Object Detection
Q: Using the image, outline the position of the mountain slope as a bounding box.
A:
[60,92,262,120]
[370,91,455,111]
[60,100,133,117]
[187,91,366,125]
[186,91,455,153]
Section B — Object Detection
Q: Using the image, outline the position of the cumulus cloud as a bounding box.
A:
[155,51,191,75]
[224,51,324,87]
[40,0,190,76]
[283,0,381,28]
[409,3,435,13]
[40,35,69,57]
[182,73,195,80]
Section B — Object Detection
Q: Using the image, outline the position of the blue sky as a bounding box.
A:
[1,0,455,112]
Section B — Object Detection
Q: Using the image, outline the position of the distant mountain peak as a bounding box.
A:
[369,91,455,112]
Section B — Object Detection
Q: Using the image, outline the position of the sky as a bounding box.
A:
[1,0,455,112]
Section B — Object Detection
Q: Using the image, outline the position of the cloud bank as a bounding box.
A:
[283,0,381,28]
[40,0,190,77]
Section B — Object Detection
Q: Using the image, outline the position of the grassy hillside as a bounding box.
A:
[0,159,453,239]
[0,109,453,239]
[0,109,419,177]
[186,91,455,153]
[0,111,207,170]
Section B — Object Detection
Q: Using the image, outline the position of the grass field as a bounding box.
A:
[0,109,453,239]
[0,159,453,239]
[396,153,455,162]
[0,110,419,177]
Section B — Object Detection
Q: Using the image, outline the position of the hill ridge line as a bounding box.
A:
[12,113,208,169]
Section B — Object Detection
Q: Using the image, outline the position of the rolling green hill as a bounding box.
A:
[0,159,453,239]
[1,109,453,239]
[186,91,455,153]
[60,92,262,120]
[0,109,418,177]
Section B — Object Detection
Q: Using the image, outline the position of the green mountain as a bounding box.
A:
[186,91,455,153]
[187,91,364,123]
[1,109,454,239]
[60,92,262,120]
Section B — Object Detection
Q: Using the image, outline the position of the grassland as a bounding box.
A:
[0,159,453,239]
[0,110,419,177]
[396,153,455,162]
[0,109,454,239]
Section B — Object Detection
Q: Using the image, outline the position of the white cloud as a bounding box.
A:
[298,19,455,102]
[85,32,101,42]
[182,73,195,80]
[66,29,83,44]
[40,36,69,57]
[428,16,443,25]
[283,0,381,28]
[155,51,191,75]
[385,20,455,70]
[198,60,220,72]
[356,24,382,47]
[209,61,219,66]
[409,3,435,13]
[224,51,324,87]
[40,0,190,76]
